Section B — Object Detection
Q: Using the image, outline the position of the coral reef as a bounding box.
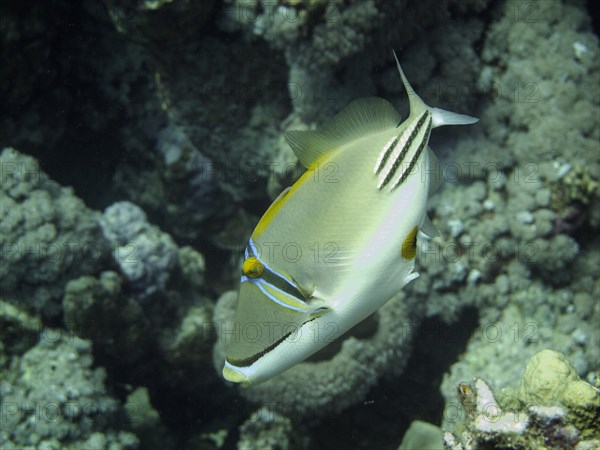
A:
[0,146,220,447]
[62,271,151,362]
[398,420,444,450]
[154,125,226,239]
[443,350,600,449]
[67,201,217,392]
[428,2,600,429]
[99,201,178,300]
[222,0,489,123]
[0,332,139,449]
[237,407,300,450]
[102,0,216,47]
[0,300,40,359]
[0,148,110,318]
[124,387,174,450]
[0,0,598,449]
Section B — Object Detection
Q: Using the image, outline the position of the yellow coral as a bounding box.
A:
[551,165,600,209]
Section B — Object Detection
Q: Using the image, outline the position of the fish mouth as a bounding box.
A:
[222,365,252,386]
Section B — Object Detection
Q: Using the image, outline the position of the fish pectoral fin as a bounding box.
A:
[290,279,331,316]
[289,276,330,316]
[285,97,402,168]
[290,274,315,300]
[307,298,331,317]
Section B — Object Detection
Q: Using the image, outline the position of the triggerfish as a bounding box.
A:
[223,51,478,385]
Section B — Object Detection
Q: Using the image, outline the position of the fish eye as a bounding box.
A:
[242,256,263,278]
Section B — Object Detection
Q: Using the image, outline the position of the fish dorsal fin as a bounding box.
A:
[285,97,402,168]
[393,49,424,114]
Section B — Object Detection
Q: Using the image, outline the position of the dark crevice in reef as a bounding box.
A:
[587,0,600,36]
[0,0,127,209]
[309,307,479,450]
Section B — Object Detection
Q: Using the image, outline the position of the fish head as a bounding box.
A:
[222,261,330,385]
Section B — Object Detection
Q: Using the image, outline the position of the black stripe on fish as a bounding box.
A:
[378,111,429,190]
[389,116,432,191]
[375,133,402,175]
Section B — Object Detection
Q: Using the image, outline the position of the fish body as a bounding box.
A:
[223,52,478,385]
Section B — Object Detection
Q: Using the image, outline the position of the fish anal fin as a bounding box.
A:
[427,147,443,195]
[404,271,420,284]
[420,214,439,238]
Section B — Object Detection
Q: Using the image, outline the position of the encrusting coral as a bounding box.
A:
[443,350,600,450]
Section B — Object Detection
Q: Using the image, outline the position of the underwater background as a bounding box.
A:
[1,0,599,449]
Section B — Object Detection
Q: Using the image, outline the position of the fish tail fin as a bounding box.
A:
[430,107,479,128]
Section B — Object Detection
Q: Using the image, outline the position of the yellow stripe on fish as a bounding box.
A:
[252,152,333,239]
[223,50,479,385]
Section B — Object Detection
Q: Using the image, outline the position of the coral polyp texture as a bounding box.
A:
[0,0,598,448]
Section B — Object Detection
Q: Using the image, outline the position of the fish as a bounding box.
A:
[223,51,478,385]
